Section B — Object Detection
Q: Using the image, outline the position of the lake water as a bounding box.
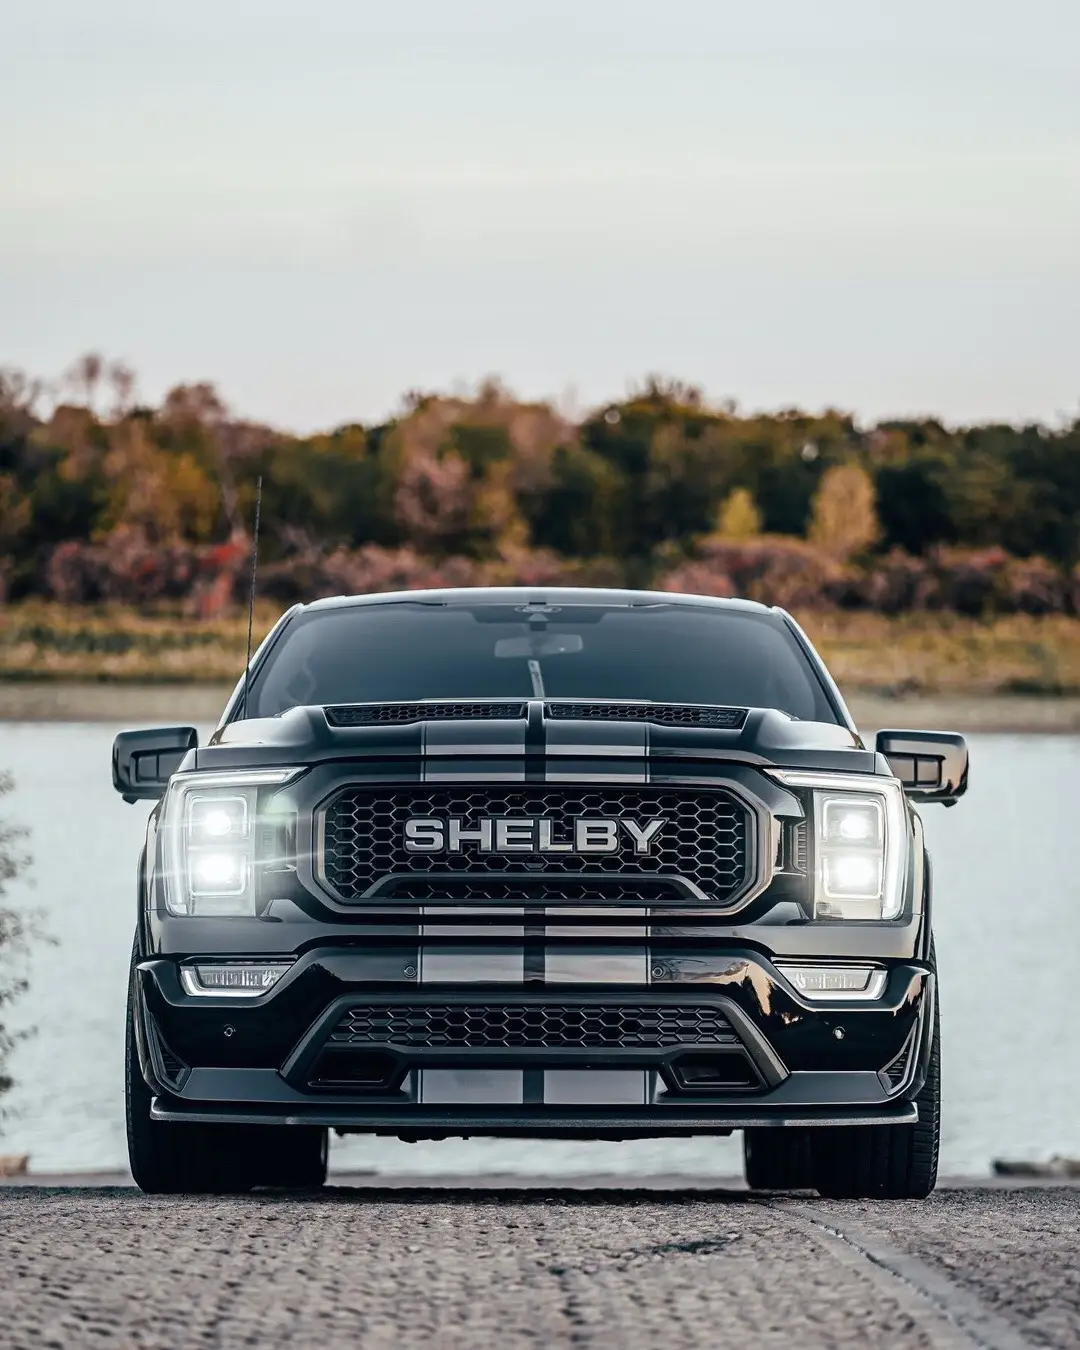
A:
[2,722,1079,1178]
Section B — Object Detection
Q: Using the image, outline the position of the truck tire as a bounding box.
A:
[250,1126,329,1190]
[743,1129,814,1190]
[126,944,327,1193]
[809,994,941,1200]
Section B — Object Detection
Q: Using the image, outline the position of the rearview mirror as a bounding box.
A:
[875,729,968,806]
[494,634,584,658]
[112,726,198,803]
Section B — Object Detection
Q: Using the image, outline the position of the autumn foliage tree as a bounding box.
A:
[3,353,1080,612]
[714,488,763,540]
[808,463,881,561]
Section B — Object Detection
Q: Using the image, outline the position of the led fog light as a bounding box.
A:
[777,964,887,1001]
[180,962,293,997]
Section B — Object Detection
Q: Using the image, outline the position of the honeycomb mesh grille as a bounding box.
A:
[330,1003,740,1049]
[325,702,526,727]
[318,786,751,902]
[545,702,747,728]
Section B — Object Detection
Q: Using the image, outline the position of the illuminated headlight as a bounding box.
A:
[822,848,882,902]
[189,795,248,841]
[180,961,293,997]
[822,797,882,846]
[777,964,888,1000]
[190,850,247,895]
[162,769,299,916]
[772,771,907,920]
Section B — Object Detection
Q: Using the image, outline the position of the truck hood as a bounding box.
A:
[195,699,880,776]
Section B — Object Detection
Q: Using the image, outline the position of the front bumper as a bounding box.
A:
[135,945,934,1137]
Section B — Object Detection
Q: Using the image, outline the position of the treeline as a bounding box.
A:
[3,358,1080,615]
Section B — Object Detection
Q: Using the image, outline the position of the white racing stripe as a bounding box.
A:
[543,720,648,759]
[414,707,655,1103]
[544,906,650,941]
[414,928,654,1105]
[544,936,652,1105]
[419,942,525,983]
[416,929,526,1104]
[544,949,650,984]
[543,1071,650,1105]
[421,718,528,782]
[418,1070,524,1105]
[544,717,648,784]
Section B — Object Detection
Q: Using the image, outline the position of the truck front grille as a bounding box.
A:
[329,1002,740,1050]
[317,785,753,904]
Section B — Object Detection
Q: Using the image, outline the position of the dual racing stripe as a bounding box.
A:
[414,704,653,1105]
[417,700,650,784]
[411,935,654,1107]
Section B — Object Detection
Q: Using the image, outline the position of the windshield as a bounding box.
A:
[246,601,839,723]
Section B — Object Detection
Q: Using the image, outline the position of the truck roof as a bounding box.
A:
[300,586,773,615]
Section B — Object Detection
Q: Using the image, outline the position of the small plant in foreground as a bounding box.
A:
[0,771,33,1115]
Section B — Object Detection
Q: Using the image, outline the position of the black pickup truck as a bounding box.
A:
[113,587,967,1197]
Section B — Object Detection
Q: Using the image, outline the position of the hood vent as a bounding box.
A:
[324,701,747,728]
[545,702,747,729]
[325,701,526,727]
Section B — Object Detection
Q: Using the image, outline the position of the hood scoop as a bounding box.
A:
[324,701,527,727]
[544,702,748,729]
[322,699,750,729]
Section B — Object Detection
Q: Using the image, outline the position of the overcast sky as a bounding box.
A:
[2,0,1078,430]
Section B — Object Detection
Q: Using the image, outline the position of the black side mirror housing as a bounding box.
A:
[875,729,968,806]
[112,727,198,803]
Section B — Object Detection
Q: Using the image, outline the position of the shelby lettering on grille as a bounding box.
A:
[404,816,665,855]
[318,787,751,902]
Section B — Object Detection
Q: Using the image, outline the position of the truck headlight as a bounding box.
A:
[771,771,907,920]
[161,769,299,916]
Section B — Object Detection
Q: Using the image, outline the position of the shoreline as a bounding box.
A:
[3,679,1080,733]
[2,1169,1076,1189]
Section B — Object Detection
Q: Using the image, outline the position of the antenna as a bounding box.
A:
[242,475,263,720]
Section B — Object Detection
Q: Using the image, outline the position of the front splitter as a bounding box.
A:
[150,1100,918,1132]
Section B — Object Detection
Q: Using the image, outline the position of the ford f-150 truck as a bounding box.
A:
[113,587,967,1197]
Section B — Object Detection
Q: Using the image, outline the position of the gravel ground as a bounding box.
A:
[822,1188,1080,1349]
[1,1181,1076,1349]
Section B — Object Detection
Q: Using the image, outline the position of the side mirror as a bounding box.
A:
[113,727,198,803]
[875,729,968,806]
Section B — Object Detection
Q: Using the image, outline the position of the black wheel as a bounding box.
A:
[743,1129,814,1191]
[810,990,941,1201]
[126,942,327,1193]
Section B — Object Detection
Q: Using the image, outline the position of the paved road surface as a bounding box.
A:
[1,1179,1078,1349]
